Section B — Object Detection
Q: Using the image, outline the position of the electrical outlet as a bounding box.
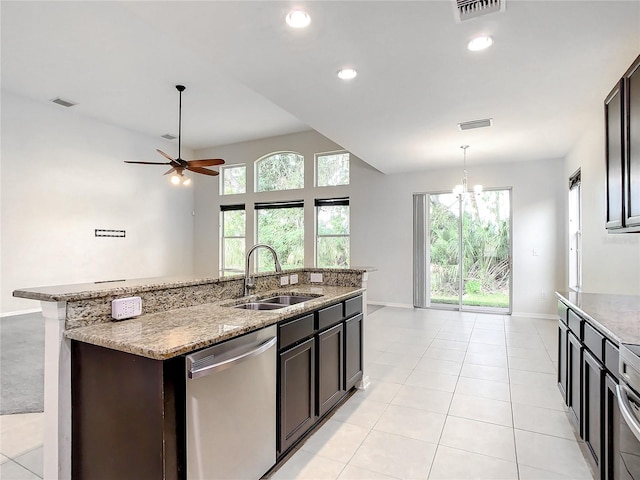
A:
[280,276,289,286]
[310,273,323,283]
[289,274,299,285]
[111,297,142,320]
[540,291,548,300]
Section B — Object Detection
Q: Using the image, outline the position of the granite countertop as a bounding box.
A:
[556,291,640,345]
[65,285,364,360]
[13,267,375,302]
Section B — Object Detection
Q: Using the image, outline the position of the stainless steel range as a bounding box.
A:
[617,343,640,479]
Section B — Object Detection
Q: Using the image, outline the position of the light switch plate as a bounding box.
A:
[289,274,299,285]
[280,276,289,286]
[111,296,142,320]
[310,273,323,283]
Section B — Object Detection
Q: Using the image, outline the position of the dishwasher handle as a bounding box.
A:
[617,383,640,443]
[187,336,277,379]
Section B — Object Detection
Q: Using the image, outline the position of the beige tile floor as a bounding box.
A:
[0,307,596,480]
[271,306,596,480]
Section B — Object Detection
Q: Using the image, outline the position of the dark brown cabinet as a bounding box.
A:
[557,299,621,480]
[583,348,604,475]
[278,337,316,454]
[345,314,364,390]
[276,295,364,458]
[317,323,344,416]
[568,330,583,434]
[605,53,640,232]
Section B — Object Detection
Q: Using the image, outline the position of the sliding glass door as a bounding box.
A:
[414,189,512,313]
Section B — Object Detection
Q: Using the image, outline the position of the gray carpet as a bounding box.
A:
[0,312,45,415]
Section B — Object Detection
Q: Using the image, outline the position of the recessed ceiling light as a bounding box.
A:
[337,68,358,80]
[286,10,311,28]
[467,35,494,51]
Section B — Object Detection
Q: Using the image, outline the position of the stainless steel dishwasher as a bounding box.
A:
[184,325,277,480]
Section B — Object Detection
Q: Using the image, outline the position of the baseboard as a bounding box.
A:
[0,308,42,318]
[367,301,414,309]
[510,311,557,320]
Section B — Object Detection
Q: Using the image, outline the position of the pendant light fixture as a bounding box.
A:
[453,145,483,197]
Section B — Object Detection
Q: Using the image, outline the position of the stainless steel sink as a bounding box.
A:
[257,295,319,305]
[233,302,286,310]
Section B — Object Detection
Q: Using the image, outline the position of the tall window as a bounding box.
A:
[316,152,350,187]
[316,198,350,268]
[220,164,246,195]
[255,201,304,271]
[220,205,245,276]
[256,152,304,192]
[569,169,582,291]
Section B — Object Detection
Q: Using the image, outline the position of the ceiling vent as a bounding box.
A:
[458,118,493,131]
[454,0,505,22]
[50,97,77,108]
[161,133,177,140]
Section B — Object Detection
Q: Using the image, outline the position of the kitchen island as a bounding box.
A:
[13,268,373,479]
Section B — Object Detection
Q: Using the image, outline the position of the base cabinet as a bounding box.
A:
[278,338,316,454]
[583,349,604,475]
[557,299,621,480]
[277,295,363,458]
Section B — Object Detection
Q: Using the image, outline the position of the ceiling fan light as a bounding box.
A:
[182,177,192,186]
[473,184,483,193]
[286,10,311,28]
[170,174,181,185]
[453,184,464,196]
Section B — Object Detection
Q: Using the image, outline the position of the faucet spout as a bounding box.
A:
[244,244,282,296]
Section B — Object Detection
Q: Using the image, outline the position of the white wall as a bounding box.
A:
[1,91,195,314]
[194,130,566,316]
[565,102,640,296]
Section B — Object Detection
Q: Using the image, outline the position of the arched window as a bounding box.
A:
[255,152,304,192]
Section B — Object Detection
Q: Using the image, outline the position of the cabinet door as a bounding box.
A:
[604,373,620,480]
[583,349,604,476]
[279,337,316,454]
[568,331,583,434]
[605,79,625,229]
[624,55,640,229]
[345,314,363,391]
[317,323,345,417]
[558,320,568,404]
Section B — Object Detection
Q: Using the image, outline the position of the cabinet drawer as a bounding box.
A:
[345,296,363,318]
[558,301,568,325]
[279,314,314,350]
[317,303,344,331]
[568,309,583,339]
[605,340,619,378]
[584,322,604,362]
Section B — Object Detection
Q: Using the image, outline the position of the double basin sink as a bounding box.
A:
[233,294,319,310]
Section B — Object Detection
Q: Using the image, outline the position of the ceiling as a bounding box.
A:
[2,1,639,174]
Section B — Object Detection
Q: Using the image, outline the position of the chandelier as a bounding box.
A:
[452,145,483,197]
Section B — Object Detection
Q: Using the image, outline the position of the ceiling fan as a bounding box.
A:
[125,85,225,183]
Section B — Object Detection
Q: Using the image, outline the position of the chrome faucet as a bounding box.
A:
[244,244,282,296]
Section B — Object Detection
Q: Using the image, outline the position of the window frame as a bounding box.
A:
[220,204,246,277]
[255,151,304,193]
[255,200,305,271]
[219,164,247,196]
[568,169,582,292]
[315,150,350,187]
[315,197,350,268]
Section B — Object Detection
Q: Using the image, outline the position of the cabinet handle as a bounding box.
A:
[617,383,640,443]
[188,336,277,379]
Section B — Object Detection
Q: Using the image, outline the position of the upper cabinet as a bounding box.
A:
[605,54,640,233]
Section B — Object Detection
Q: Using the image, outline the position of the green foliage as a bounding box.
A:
[429,191,511,309]
[317,153,349,187]
[256,152,304,192]
[222,165,246,195]
[257,207,304,271]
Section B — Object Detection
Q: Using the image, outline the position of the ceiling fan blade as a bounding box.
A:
[187,166,220,176]
[187,159,226,167]
[124,161,172,165]
[156,149,175,162]
[163,167,176,176]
